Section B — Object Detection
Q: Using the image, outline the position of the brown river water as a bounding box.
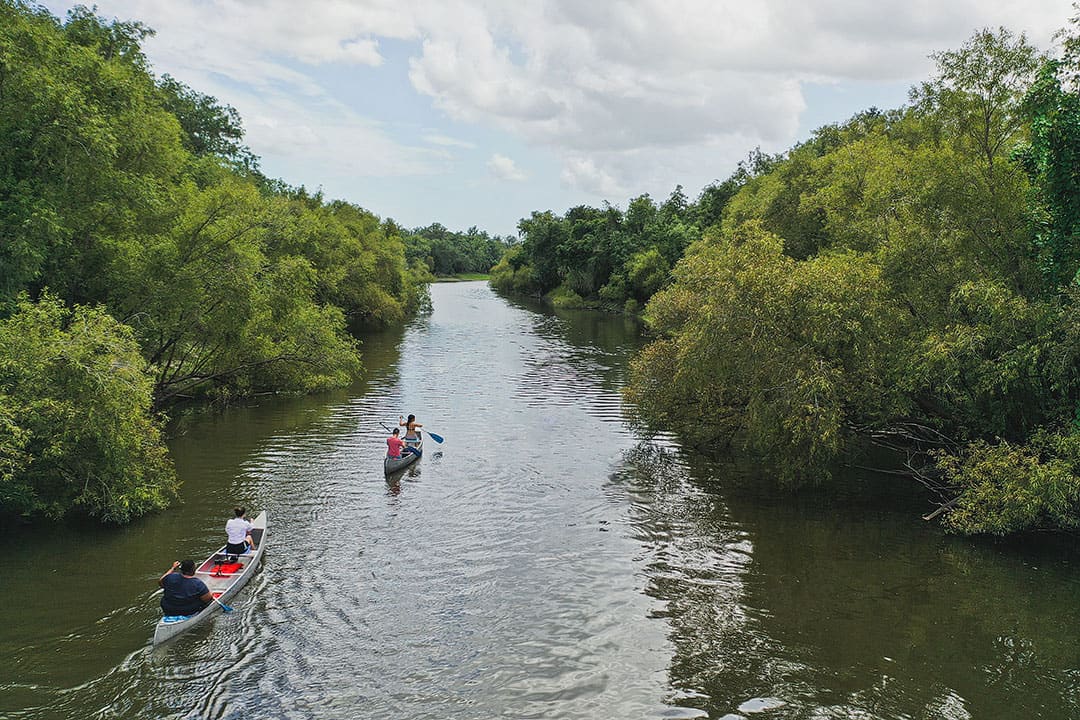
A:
[2,281,1079,719]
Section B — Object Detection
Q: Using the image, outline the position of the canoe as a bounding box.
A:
[153,510,268,645]
[384,431,423,474]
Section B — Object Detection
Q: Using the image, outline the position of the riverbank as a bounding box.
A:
[433,273,491,282]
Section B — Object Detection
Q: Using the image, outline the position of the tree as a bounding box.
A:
[517,211,567,292]
[0,0,187,310]
[157,74,254,165]
[0,294,177,522]
[910,27,1043,171]
[106,173,365,404]
[627,222,905,482]
[1016,56,1080,288]
[623,26,1080,533]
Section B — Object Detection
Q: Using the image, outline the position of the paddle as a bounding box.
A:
[212,595,233,613]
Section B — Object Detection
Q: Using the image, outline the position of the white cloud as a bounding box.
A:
[560,157,624,198]
[487,153,528,182]
[43,0,1073,211]
[403,0,1066,198]
[422,133,477,149]
[238,95,443,178]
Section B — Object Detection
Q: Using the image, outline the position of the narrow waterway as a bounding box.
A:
[2,281,1079,719]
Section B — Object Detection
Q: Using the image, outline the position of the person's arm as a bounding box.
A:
[159,561,180,587]
[399,416,406,427]
[197,580,213,606]
[241,519,255,549]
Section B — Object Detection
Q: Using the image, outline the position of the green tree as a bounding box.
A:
[627,222,905,481]
[937,429,1080,535]
[106,172,365,404]
[0,0,187,310]
[910,26,1043,172]
[517,210,567,292]
[1016,58,1080,288]
[157,74,253,165]
[0,294,177,522]
[625,26,1080,534]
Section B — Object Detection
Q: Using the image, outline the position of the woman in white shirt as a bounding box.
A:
[225,506,256,554]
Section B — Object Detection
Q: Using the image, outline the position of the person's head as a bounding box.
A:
[234,506,245,518]
[392,427,400,436]
[407,414,415,424]
[179,559,196,575]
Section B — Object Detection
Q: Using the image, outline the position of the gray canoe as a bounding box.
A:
[153,510,267,645]
[384,431,423,474]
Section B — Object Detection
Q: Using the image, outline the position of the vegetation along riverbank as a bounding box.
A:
[490,17,1080,536]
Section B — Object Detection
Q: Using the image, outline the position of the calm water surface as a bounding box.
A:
[2,281,1079,719]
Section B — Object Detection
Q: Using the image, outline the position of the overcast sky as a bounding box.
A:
[42,0,1071,236]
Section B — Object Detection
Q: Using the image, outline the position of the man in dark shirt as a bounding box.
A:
[159,559,213,616]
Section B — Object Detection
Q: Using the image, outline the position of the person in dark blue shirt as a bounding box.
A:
[159,559,213,616]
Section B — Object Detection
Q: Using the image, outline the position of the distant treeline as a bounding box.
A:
[403,224,512,277]
[0,2,430,522]
[496,21,1080,536]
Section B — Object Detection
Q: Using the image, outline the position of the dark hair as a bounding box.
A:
[180,559,196,575]
[407,414,415,424]
[234,506,245,517]
[392,427,400,435]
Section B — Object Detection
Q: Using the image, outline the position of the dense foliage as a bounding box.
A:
[622,25,1080,535]
[491,186,707,312]
[0,295,177,522]
[403,223,511,277]
[0,2,428,522]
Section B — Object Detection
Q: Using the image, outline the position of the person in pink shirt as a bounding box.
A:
[387,427,420,459]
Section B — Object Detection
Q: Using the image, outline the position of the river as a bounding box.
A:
[2,281,1079,719]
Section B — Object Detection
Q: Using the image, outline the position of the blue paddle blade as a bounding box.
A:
[214,597,233,613]
[426,431,444,443]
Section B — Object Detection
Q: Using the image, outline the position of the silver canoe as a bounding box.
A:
[153,510,267,645]
[384,431,423,474]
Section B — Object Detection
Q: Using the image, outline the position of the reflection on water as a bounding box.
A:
[618,445,1080,719]
[2,282,1080,720]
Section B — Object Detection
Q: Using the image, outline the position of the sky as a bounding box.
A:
[41,0,1073,237]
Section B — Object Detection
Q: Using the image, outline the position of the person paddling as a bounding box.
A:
[159,559,213,617]
[225,506,256,555]
[387,427,420,459]
[399,414,423,445]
